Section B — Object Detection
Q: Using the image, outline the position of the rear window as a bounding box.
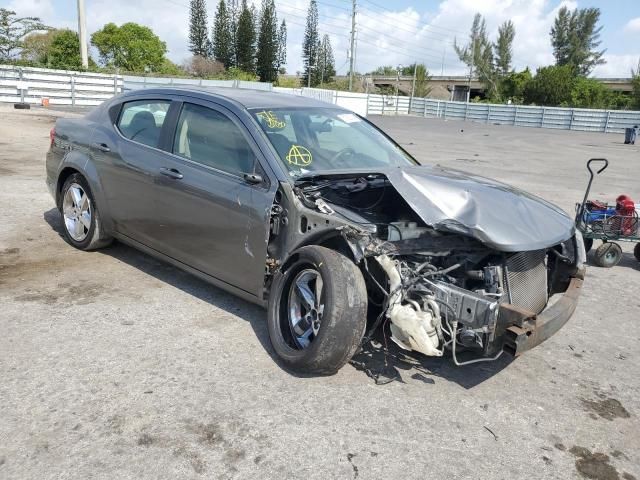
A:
[117,100,170,148]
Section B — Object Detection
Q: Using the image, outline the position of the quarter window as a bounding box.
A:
[117,100,170,148]
[173,103,254,175]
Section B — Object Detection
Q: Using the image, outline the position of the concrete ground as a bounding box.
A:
[1,105,639,480]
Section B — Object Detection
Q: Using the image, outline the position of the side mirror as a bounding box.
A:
[243,172,263,185]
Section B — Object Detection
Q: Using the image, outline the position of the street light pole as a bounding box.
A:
[77,0,88,69]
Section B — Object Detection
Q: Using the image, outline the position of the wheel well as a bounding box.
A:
[279,235,356,274]
[56,167,80,205]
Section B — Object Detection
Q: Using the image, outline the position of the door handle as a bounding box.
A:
[159,167,184,180]
[92,142,110,152]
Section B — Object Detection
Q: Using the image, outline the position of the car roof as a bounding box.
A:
[119,86,344,111]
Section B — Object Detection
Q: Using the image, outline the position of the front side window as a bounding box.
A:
[251,108,417,176]
[173,103,254,175]
[117,100,170,148]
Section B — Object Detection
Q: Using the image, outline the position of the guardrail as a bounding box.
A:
[0,65,122,106]
[370,95,640,134]
[2,64,638,134]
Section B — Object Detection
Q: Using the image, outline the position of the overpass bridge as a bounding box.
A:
[367,75,635,101]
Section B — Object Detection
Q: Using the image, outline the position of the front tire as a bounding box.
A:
[59,173,112,250]
[267,246,367,375]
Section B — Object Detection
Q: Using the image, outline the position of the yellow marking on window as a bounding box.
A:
[286,145,313,166]
[256,110,286,129]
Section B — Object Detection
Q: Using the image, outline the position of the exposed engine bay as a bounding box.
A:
[265,172,585,365]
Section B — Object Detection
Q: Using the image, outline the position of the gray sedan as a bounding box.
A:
[46,87,586,374]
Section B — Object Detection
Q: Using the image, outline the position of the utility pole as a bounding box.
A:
[348,0,357,91]
[77,0,88,69]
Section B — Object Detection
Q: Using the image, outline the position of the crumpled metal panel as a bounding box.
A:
[383,166,575,252]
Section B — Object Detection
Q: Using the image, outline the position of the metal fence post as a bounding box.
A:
[365,93,369,117]
[443,101,447,119]
[486,105,491,124]
[604,111,611,133]
[513,106,518,125]
[113,76,117,95]
[541,107,546,128]
[464,101,469,120]
[71,74,76,106]
[568,109,574,129]
[18,68,25,104]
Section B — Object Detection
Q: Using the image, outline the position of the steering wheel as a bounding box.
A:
[329,148,357,168]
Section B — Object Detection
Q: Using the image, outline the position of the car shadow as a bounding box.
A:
[44,207,513,388]
[350,333,513,389]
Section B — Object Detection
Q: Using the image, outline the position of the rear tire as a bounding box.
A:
[634,243,640,263]
[594,242,622,268]
[267,246,367,375]
[59,173,112,251]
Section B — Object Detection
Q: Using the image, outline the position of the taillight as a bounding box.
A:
[49,127,55,147]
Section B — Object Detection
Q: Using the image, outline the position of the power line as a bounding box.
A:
[358,0,467,36]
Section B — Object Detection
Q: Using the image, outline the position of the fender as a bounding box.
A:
[56,145,115,235]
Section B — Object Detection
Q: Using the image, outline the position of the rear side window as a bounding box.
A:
[117,100,171,148]
[173,103,254,176]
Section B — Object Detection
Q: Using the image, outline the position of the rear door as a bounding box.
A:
[137,97,276,296]
[91,98,173,247]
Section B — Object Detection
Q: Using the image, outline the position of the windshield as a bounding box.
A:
[250,108,417,176]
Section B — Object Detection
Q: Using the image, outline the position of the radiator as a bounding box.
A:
[503,250,548,314]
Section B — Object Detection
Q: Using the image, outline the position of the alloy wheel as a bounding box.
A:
[62,183,91,242]
[287,269,325,349]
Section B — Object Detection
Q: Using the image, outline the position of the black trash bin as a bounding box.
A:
[624,126,638,144]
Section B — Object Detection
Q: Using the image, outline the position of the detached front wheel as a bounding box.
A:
[267,246,367,375]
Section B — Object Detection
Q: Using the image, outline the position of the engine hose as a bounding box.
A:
[450,320,503,366]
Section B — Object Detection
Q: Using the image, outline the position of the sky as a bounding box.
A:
[5,0,640,77]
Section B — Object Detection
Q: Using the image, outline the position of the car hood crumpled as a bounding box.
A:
[383,165,575,252]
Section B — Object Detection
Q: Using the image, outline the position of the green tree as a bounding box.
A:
[570,77,612,109]
[523,64,575,106]
[318,34,335,85]
[277,19,287,75]
[235,0,255,73]
[91,22,167,72]
[0,8,49,60]
[189,0,212,58]
[454,13,498,99]
[494,20,515,76]
[256,0,278,82]
[213,0,233,68]
[370,65,396,75]
[500,67,532,103]
[550,6,605,76]
[302,0,319,87]
[631,60,640,110]
[48,29,83,69]
[414,63,432,98]
[21,30,56,64]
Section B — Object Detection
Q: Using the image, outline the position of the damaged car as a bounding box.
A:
[46,88,586,374]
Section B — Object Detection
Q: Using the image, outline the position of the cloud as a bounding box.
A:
[592,54,639,78]
[624,17,640,33]
[5,0,639,77]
